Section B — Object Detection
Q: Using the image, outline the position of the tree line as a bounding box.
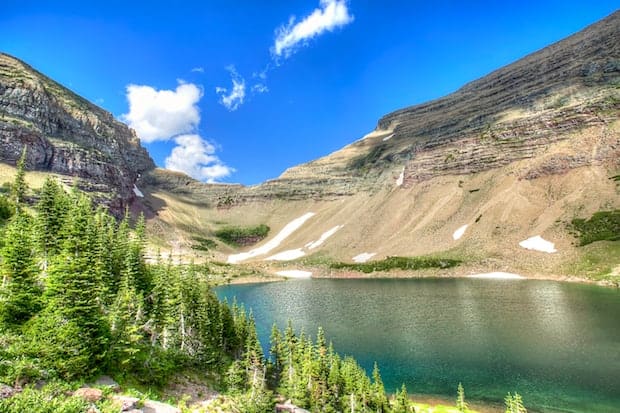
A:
[0,152,527,413]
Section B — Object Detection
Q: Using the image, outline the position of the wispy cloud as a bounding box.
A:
[165,134,233,182]
[121,82,202,143]
[252,83,269,93]
[272,0,353,59]
[215,65,246,111]
[191,66,205,73]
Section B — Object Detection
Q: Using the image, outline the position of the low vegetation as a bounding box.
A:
[214,224,270,247]
[190,236,217,251]
[330,256,461,273]
[0,155,526,412]
[570,210,620,246]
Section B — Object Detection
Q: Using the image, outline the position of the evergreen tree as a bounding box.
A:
[0,212,41,327]
[38,192,108,377]
[109,271,146,370]
[393,383,411,413]
[505,392,527,413]
[457,382,468,412]
[10,147,27,213]
[371,362,388,412]
[34,177,67,264]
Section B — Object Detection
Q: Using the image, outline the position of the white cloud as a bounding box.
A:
[272,0,353,58]
[252,83,269,93]
[121,82,202,143]
[165,134,234,182]
[215,65,246,111]
[191,66,204,73]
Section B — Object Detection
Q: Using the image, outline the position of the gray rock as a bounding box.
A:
[0,384,14,399]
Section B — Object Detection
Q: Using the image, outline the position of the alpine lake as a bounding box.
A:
[216,278,620,412]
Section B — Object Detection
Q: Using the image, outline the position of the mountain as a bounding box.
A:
[0,53,154,212]
[140,11,618,280]
[0,11,618,281]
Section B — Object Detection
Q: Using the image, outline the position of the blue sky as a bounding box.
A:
[1,1,618,185]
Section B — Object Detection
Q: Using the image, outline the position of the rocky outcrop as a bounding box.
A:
[270,10,619,193]
[0,53,155,213]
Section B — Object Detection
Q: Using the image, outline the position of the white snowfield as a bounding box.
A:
[276,270,312,278]
[227,212,316,264]
[265,248,307,261]
[306,225,344,250]
[382,134,394,141]
[395,168,404,187]
[133,185,144,198]
[353,252,376,263]
[467,272,525,279]
[452,224,468,240]
[519,236,557,253]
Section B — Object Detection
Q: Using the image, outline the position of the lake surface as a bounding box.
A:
[216,278,620,412]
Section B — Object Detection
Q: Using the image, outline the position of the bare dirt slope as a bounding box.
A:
[133,12,619,282]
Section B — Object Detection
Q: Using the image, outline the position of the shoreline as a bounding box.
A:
[223,266,616,288]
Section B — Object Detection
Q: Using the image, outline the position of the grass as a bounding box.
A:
[563,241,620,284]
[329,256,461,273]
[570,210,620,246]
[214,224,269,247]
[190,236,217,251]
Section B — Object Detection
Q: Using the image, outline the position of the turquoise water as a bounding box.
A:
[216,278,620,412]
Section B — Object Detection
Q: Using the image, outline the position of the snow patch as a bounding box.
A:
[227,212,315,264]
[382,134,394,141]
[133,185,144,198]
[353,252,376,263]
[467,272,525,279]
[276,270,312,278]
[519,236,557,253]
[307,225,344,250]
[395,168,404,187]
[452,224,468,240]
[265,248,306,261]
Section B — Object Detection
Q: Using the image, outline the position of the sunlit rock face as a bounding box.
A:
[0,53,155,213]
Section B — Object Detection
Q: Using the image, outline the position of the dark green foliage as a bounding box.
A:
[330,256,461,273]
[350,143,388,172]
[570,210,620,245]
[0,212,41,326]
[215,224,270,247]
[0,194,13,223]
[10,147,28,212]
[0,381,90,413]
[191,236,218,251]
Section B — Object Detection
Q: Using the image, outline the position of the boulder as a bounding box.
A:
[74,387,103,402]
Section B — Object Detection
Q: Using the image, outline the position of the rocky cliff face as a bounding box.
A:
[276,10,619,192]
[0,53,154,212]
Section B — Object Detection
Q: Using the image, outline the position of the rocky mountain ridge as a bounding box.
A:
[0,52,154,212]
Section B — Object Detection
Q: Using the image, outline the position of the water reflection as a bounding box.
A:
[217,278,620,412]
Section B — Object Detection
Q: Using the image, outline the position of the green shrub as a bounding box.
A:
[191,237,218,251]
[571,210,620,246]
[0,195,13,222]
[0,382,89,413]
[330,256,461,273]
[215,224,270,247]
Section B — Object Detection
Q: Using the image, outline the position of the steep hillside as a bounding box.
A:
[0,53,154,211]
[139,11,619,282]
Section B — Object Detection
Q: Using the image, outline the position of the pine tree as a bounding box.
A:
[456,382,468,412]
[0,212,41,327]
[109,271,146,370]
[371,362,388,412]
[393,383,410,413]
[34,177,67,264]
[38,192,108,377]
[505,392,527,413]
[10,147,28,213]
